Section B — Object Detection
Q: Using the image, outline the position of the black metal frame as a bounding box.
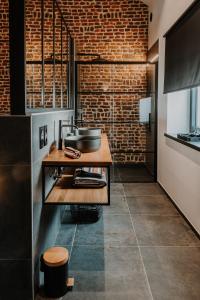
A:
[75,60,158,181]
[75,60,148,121]
[76,61,148,65]
[42,165,111,206]
[190,87,198,132]
[154,62,158,181]
[10,0,75,114]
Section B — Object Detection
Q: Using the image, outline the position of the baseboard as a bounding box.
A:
[157,181,200,240]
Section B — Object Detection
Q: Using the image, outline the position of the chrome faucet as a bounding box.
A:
[58,120,78,150]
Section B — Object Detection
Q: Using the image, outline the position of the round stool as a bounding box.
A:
[41,247,69,298]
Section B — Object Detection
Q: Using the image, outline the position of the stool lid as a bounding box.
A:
[43,247,69,267]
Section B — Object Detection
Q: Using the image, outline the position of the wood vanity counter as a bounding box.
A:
[42,134,112,205]
[43,134,112,167]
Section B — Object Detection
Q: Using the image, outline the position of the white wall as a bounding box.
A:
[167,90,190,134]
[148,0,194,48]
[149,0,200,234]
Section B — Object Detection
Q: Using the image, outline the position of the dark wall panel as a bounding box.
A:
[164,1,200,93]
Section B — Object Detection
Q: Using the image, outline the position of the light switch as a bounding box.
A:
[39,126,45,149]
[44,125,48,146]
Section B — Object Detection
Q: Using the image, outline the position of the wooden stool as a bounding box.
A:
[41,247,74,298]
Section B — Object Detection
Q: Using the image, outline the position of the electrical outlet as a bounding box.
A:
[39,126,45,149]
[44,125,48,146]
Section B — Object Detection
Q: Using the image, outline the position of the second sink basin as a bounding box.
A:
[76,127,101,137]
[64,135,101,153]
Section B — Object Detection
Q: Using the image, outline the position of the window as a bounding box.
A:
[190,87,200,132]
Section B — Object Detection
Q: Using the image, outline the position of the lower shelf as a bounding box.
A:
[45,176,108,205]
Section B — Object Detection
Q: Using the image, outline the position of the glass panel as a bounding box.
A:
[77,62,155,182]
[44,64,53,108]
[43,0,54,108]
[69,37,75,109]
[62,27,69,108]
[25,0,71,110]
[146,63,156,177]
[26,64,43,109]
[54,4,62,108]
[26,0,42,109]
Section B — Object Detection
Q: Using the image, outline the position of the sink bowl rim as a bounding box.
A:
[65,135,101,141]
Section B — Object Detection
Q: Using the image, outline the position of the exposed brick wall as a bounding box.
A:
[26,0,69,109]
[78,64,147,162]
[0,0,10,114]
[0,0,149,163]
[59,0,149,163]
[59,0,148,61]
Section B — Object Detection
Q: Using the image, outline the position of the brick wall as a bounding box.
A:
[0,0,149,163]
[0,0,10,114]
[59,0,149,163]
[26,0,70,109]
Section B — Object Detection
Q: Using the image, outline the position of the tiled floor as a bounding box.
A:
[111,165,154,183]
[37,183,200,300]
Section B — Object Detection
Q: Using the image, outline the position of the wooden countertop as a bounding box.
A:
[45,176,108,204]
[42,133,112,166]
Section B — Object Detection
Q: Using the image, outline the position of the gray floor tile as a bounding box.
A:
[118,167,153,183]
[64,245,151,300]
[74,214,137,246]
[140,246,200,300]
[36,290,62,300]
[118,166,151,177]
[63,274,151,300]
[111,176,121,183]
[110,183,124,195]
[63,291,151,300]
[104,196,129,214]
[133,215,200,246]
[127,195,178,216]
[110,167,121,183]
[55,224,76,246]
[70,245,140,273]
[61,210,76,224]
[124,183,164,196]
[37,180,200,300]
[119,176,154,183]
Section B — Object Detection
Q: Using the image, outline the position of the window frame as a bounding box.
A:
[190,87,197,132]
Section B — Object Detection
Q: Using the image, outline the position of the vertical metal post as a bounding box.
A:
[41,0,45,107]
[107,166,111,206]
[9,0,26,115]
[74,61,78,122]
[42,166,46,204]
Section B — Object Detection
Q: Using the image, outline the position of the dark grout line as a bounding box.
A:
[122,184,154,300]
[68,224,77,262]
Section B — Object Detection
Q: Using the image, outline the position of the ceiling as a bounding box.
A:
[141,0,154,7]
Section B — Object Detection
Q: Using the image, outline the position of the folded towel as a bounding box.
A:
[64,147,81,159]
[75,169,102,179]
[73,167,107,188]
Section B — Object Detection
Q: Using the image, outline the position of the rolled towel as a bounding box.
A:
[64,147,81,159]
